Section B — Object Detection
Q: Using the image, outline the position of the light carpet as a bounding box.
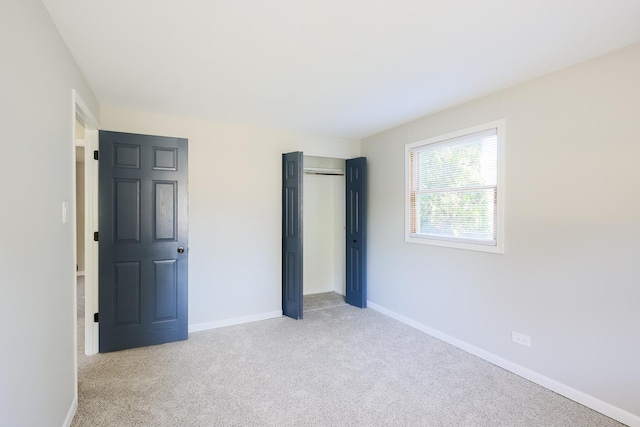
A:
[73,291,623,426]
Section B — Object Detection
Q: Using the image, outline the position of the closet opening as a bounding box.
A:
[302,156,346,310]
[282,152,367,320]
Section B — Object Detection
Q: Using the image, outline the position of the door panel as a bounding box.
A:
[114,179,141,242]
[154,259,178,321]
[153,181,177,241]
[99,131,188,352]
[282,152,303,319]
[345,157,367,308]
[114,261,141,325]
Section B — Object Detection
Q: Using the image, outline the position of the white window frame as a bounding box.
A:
[405,119,505,254]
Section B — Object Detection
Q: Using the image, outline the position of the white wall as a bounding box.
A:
[302,157,346,296]
[361,43,640,422]
[303,173,336,295]
[100,107,360,326]
[0,0,99,426]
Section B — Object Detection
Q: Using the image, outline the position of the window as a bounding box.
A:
[405,120,504,253]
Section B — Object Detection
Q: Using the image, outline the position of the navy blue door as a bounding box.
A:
[345,157,367,308]
[99,131,188,352]
[282,152,303,319]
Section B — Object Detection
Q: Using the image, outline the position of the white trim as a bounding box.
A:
[188,310,283,333]
[367,301,640,427]
[404,119,505,254]
[73,91,98,130]
[69,90,98,427]
[62,395,77,427]
[76,271,85,277]
[70,93,79,422]
[72,90,99,360]
[84,128,99,356]
[302,153,351,160]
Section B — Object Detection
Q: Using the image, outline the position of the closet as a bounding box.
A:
[282,152,367,320]
[302,156,346,297]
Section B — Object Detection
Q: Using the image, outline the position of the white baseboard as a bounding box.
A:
[62,396,77,427]
[188,310,282,333]
[367,301,639,427]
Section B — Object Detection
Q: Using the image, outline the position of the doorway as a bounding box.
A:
[282,152,367,319]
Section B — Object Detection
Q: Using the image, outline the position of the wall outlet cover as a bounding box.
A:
[512,331,532,347]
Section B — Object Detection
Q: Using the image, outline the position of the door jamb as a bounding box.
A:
[72,90,99,357]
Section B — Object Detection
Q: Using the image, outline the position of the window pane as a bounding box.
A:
[417,188,496,242]
[416,130,497,191]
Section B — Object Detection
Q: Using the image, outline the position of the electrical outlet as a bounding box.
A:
[512,331,531,347]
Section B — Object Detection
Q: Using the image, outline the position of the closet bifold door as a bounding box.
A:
[345,157,367,308]
[282,152,303,319]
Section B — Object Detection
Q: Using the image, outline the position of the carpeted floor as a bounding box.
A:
[303,291,346,312]
[73,291,623,427]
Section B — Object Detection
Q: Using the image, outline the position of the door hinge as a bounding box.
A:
[93,150,99,160]
[94,313,99,323]
[93,231,99,241]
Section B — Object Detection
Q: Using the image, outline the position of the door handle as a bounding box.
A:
[177,247,185,254]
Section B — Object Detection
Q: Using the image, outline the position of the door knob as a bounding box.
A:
[177,247,185,254]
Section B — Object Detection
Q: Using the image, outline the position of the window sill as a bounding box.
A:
[405,234,504,254]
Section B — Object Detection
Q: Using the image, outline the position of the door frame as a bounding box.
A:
[72,90,100,357]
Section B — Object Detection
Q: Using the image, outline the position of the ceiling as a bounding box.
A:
[42,0,640,140]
